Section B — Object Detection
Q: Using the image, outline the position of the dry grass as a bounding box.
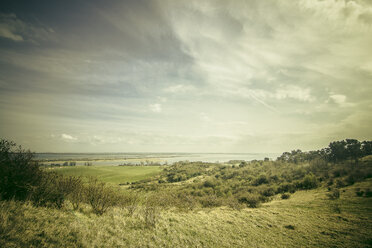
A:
[1,179,371,248]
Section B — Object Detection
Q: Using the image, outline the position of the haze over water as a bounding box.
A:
[34,152,280,165]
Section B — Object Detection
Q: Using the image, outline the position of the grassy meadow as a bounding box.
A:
[51,165,163,184]
[1,179,371,248]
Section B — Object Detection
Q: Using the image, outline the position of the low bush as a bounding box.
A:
[261,187,276,197]
[199,194,222,208]
[327,188,340,200]
[365,189,372,197]
[237,193,260,208]
[85,179,120,215]
[281,193,291,199]
[252,175,269,186]
[301,174,318,189]
[227,197,244,210]
[355,189,364,197]
[276,183,296,194]
[120,191,140,216]
[64,176,84,210]
[31,173,65,208]
[335,179,346,188]
[203,179,217,188]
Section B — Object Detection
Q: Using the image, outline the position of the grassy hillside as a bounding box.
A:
[1,179,371,248]
[2,139,372,247]
[51,165,162,184]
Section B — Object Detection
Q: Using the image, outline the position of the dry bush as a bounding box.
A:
[142,195,160,228]
[120,191,140,216]
[281,193,291,199]
[64,176,84,210]
[237,193,261,208]
[226,197,244,210]
[85,179,120,215]
[31,173,65,208]
[199,194,223,208]
[327,188,340,200]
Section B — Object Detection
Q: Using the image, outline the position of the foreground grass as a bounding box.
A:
[1,180,371,248]
[51,165,162,184]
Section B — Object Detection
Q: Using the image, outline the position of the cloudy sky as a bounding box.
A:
[0,0,371,153]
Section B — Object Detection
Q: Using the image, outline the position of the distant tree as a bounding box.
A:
[345,139,362,164]
[361,141,372,156]
[327,140,347,163]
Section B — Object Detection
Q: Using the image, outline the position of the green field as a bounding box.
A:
[50,165,163,184]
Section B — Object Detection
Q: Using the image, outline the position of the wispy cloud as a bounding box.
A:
[149,103,162,113]
[60,134,77,142]
[164,84,195,93]
[0,13,54,43]
[0,0,371,152]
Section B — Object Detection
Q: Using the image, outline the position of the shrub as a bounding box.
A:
[355,189,364,197]
[327,188,340,200]
[335,179,346,188]
[199,194,222,208]
[284,225,295,230]
[31,173,84,209]
[301,174,318,189]
[365,189,372,197]
[64,176,84,210]
[120,191,140,216]
[227,197,244,210]
[85,179,120,215]
[238,193,260,208]
[31,173,66,208]
[281,193,291,199]
[327,179,334,186]
[0,139,42,201]
[203,179,216,188]
[252,175,269,186]
[261,187,275,197]
[276,183,296,194]
[345,170,365,185]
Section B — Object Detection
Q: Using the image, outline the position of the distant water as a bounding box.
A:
[34,152,280,166]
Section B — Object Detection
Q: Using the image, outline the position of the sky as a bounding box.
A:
[0,0,371,153]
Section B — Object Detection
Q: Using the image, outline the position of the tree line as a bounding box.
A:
[277,139,372,164]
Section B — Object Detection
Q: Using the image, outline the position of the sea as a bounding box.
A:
[34,152,281,166]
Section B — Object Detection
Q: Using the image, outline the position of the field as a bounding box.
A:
[1,179,371,247]
[50,165,163,184]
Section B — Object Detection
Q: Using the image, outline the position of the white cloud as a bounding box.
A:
[149,103,162,113]
[328,94,354,108]
[164,84,195,93]
[61,133,77,141]
[330,94,346,104]
[200,112,211,122]
[275,86,314,102]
